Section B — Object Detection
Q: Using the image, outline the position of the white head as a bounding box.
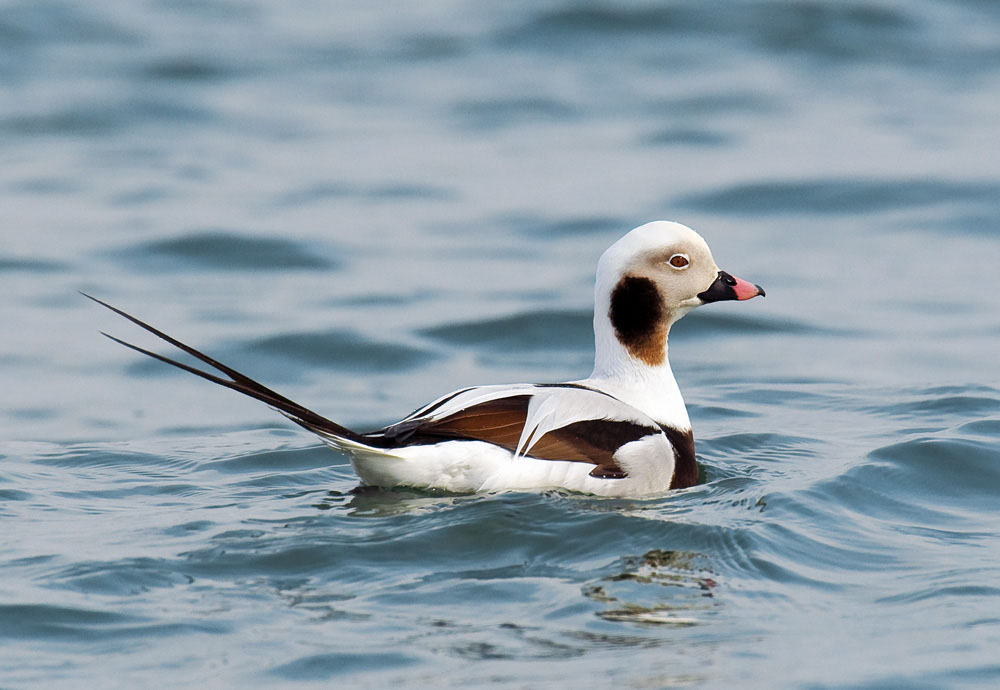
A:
[592,221,763,377]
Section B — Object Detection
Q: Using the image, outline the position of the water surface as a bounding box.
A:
[2,1,999,688]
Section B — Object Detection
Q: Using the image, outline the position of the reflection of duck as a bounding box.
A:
[586,549,718,626]
[89,221,763,496]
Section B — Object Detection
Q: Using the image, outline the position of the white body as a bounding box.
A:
[317,382,682,496]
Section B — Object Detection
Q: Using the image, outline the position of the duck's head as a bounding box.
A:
[593,221,764,371]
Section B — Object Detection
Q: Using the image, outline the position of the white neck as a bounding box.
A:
[581,304,691,431]
[577,221,710,431]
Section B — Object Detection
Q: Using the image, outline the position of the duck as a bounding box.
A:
[87,220,763,496]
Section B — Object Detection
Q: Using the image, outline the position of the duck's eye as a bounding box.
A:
[668,253,689,269]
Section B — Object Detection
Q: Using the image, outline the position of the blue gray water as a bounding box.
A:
[2,1,999,687]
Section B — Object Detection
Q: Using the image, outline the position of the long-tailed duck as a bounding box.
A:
[88,221,763,496]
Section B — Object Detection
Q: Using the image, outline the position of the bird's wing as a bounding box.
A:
[376,384,668,478]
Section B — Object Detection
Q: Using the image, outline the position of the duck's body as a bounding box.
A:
[328,382,691,496]
[90,221,763,496]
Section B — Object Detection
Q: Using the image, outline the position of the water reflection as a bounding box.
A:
[585,549,717,626]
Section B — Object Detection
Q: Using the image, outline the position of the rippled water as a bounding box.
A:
[2,1,999,688]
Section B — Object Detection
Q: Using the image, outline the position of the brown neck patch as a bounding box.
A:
[609,275,667,366]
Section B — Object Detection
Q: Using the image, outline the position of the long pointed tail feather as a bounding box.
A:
[83,293,366,444]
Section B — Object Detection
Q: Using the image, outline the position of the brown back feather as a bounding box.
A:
[381,395,662,478]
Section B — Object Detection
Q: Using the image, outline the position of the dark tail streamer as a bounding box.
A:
[81,293,363,442]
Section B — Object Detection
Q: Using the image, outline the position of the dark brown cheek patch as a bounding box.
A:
[609,275,668,366]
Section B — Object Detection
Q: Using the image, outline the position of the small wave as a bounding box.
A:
[272,181,458,207]
[507,215,625,237]
[0,257,67,273]
[109,186,174,207]
[46,557,193,596]
[673,311,839,338]
[420,309,592,352]
[0,602,224,641]
[451,97,578,130]
[0,604,139,640]
[3,97,216,138]
[959,419,1000,436]
[915,210,1000,238]
[107,231,335,272]
[859,385,1000,424]
[31,446,184,470]
[7,176,80,194]
[501,5,705,42]
[878,584,1000,606]
[867,436,1000,508]
[3,107,125,137]
[392,33,469,61]
[640,127,732,147]
[497,2,999,74]
[268,651,418,680]
[243,329,437,372]
[878,394,1000,419]
[656,91,777,117]
[196,444,338,475]
[677,178,1000,216]
[0,2,136,46]
[703,432,820,460]
[138,56,239,83]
